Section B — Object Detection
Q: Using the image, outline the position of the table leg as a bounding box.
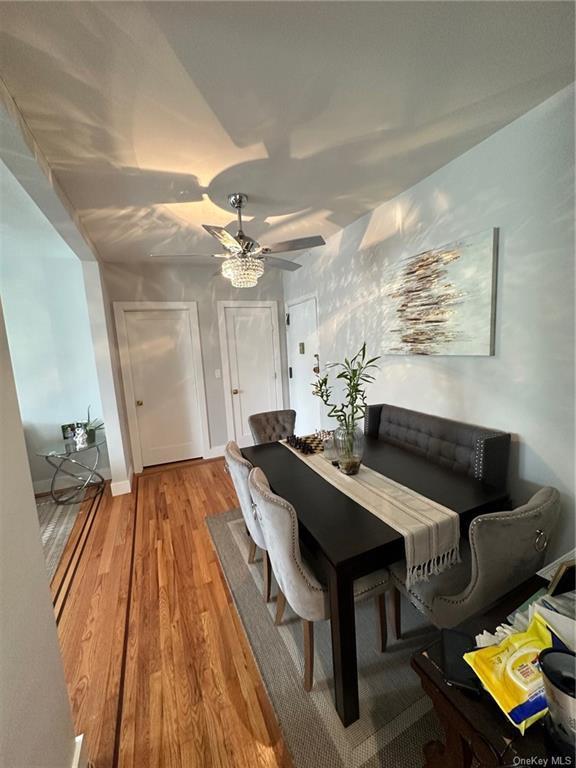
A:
[328,566,359,726]
[423,729,473,768]
[415,662,474,768]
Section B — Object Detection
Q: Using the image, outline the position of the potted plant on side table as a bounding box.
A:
[85,406,104,445]
[312,343,380,475]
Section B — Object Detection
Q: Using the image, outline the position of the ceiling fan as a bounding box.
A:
[162,193,323,287]
[206,191,324,260]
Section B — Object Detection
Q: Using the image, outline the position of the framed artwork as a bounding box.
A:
[61,423,76,440]
[548,560,576,597]
[382,228,498,356]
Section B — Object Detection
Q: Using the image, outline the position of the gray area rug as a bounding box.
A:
[207,508,443,768]
[36,496,82,580]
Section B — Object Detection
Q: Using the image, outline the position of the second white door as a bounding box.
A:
[219,303,283,446]
[123,307,206,466]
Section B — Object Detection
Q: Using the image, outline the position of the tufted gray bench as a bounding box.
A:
[364,404,510,488]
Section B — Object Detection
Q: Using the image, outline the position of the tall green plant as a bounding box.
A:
[312,343,380,432]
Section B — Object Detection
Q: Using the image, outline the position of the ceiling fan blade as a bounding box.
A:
[149,252,205,259]
[262,235,325,254]
[263,256,302,272]
[202,224,242,252]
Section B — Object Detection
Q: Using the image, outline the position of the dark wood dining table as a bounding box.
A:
[241,436,510,727]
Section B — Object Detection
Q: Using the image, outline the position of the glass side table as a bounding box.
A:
[37,435,106,505]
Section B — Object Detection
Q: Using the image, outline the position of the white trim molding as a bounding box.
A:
[82,262,132,491]
[111,472,132,497]
[203,444,226,459]
[71,735,89,768]
[113,301,211,474]
[217,300,284,444]
[34,469,132,497]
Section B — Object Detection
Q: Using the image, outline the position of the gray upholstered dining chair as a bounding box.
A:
[249,466,391,691]
[248,409,296,445]
[224,441,272,602]
[388,487,560,632]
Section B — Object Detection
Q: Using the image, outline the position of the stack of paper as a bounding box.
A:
[533,591,576,651]
[475,590,575,649]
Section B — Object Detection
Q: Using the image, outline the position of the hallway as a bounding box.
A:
[56,460,290,768]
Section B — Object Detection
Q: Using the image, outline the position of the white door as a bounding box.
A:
[287,297,321,435]
[220,303,283,447]
[123,308,205,466]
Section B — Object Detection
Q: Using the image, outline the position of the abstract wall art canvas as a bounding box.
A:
[382,228,498,356]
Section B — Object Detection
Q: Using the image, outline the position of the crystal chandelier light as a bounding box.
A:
[221,256,264,288]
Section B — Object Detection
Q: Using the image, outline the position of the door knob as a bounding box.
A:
[136,400,143,406]
[232,388,239,395]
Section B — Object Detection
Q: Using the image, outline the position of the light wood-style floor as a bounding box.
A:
[54,459,291,768]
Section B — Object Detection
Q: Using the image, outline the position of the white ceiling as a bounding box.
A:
[0,159,78,262]
[0,1,573,265]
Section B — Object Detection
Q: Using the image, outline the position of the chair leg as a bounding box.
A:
[376,593,388,652]
[303,620,314,692]
[389,587,402,640]
[247,538,257,565]
[263,550,272,603]
[275,589,286,625]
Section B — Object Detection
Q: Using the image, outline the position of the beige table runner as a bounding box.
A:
[281,442,460,588]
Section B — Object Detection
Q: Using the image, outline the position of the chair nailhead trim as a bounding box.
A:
[252,480,326,595]
[354,577,389,597]
[393,497,555,616]
[473,438,484,480]
[253,480,389,601]
[435,497,554,608]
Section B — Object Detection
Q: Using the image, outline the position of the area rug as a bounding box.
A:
[36,496,83,580]
[206,508,443,768]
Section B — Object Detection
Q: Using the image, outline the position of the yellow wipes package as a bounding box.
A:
[464,615,552,733]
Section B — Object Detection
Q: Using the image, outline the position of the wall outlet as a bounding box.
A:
[215,369,221,379]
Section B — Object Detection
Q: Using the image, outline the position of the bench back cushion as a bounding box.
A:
[365,404,510,487]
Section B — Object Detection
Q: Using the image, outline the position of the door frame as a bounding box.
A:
[217,300,284,443]
[113,301,210,474]
[285,292,321,431]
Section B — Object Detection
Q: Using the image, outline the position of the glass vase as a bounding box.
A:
[334,424,364,475]
[322,433,338,464]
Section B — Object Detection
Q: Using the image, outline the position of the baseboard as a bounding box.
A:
[71,734,89,768]
[204,444,225,459]
[33,467,111,495]
[110,462,133,496]
[110,478,131,496]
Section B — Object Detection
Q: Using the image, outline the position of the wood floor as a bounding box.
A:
[55,459,291,768]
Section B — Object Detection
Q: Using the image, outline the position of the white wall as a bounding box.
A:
[0,160,109,490]
[83,262,133,494]
[0,299,82,768]
[284,86,575,558]
[102,263,288,450]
